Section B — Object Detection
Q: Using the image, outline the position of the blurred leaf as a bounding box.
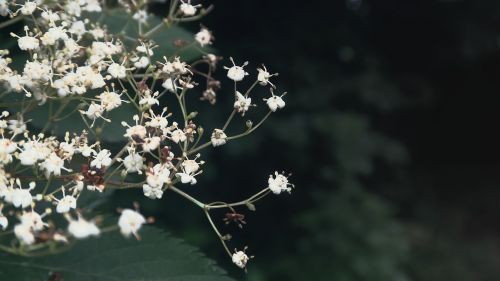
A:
[311,112,408,176]
[0,226,234,281]
[293,182,410,281]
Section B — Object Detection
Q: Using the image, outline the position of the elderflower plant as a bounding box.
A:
[0,0,293,270]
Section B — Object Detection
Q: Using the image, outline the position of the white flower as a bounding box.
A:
[68,216,100,239]
[160,57,190,75]
[41,10,60,22]
[75,66,105,89]
[234,91,251,115]
[0,215,7,230]
[182,159,200,175]
[40,26,68,46]
[162,78,178,93]
[75,180,85,191]
[146,164,170,189]
[142,184,163,199]
[145,108,169,129]
[20,1,37,15]
[176,158,201,185]
[53,233,69,243]
[132,9,149,24]
[12,181,34,208]
[52,78,70,96]
[98,90,123,111]
[40,152,69,178]
[0,152,12,165]
[266,96,285,112]
[232,250,250,269]
[69,20,86,36]
[56,195,77,213]
[89,27,105,39]
[124,124,147,139]
[264,90,286,112]
[83,0,102,12]
[142,136,161,152]
[257,64,278,88]
[176,173,197,185]
[79,144,96,157]
[0,139,17,154]
[224,57,249,82]
[0,206,8,230]
[171,129,186,143]
[267,172,293,194]
[211,129,227,147]
[90,149,112,169]
[64,38,81,55]
[0,185,13,203]
[8,119,27,135]
[89,42,122,64]
[123,153,143,173]
[14,211,47,244]
[138,90,159,106]
[136,45,154,56]
[30,141,51,161]
[0,0,10,16]
[23,61,52,81]
[195,27,213,47]
[107,63,127,79]
[122,116,148,141]
[18,148,36,165]
[14,224,35,244]
[118,209,146,238]
[65,0,81,16]
[59,141,75,159]
[172,57,190,74]
[5,74,26,93]
[81,103,104,123]
[16,35,39,50]
[133,56,150,69]
[179,0,200,16]
[19,211,46,231]
[179,78,195,89]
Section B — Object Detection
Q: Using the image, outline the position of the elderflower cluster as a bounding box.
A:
[0,0,293,269]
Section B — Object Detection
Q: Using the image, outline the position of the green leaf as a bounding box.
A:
[0,95,133,143]
[98,8,212,62]
[30,99,134,143]
[0,227,235,281]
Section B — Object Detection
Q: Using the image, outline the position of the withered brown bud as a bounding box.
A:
[173,39,189,48]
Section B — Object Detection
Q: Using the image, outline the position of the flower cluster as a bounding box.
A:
[0,0,293,269]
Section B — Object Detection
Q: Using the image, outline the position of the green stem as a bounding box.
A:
[204,210,233,257]
[0,16,23,29]
[41,176,52,196]
[227,111,272,141]
[172,5,214,23]
[168,185,205,208]
[206,187,270,210]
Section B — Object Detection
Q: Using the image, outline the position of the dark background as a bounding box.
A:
[145,0,500,280]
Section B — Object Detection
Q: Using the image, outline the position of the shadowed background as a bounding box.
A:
[125,0,500,280]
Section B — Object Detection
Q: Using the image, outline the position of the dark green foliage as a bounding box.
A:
[0,227,234,281]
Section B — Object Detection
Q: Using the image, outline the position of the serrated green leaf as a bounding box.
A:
[0,227,235,281]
